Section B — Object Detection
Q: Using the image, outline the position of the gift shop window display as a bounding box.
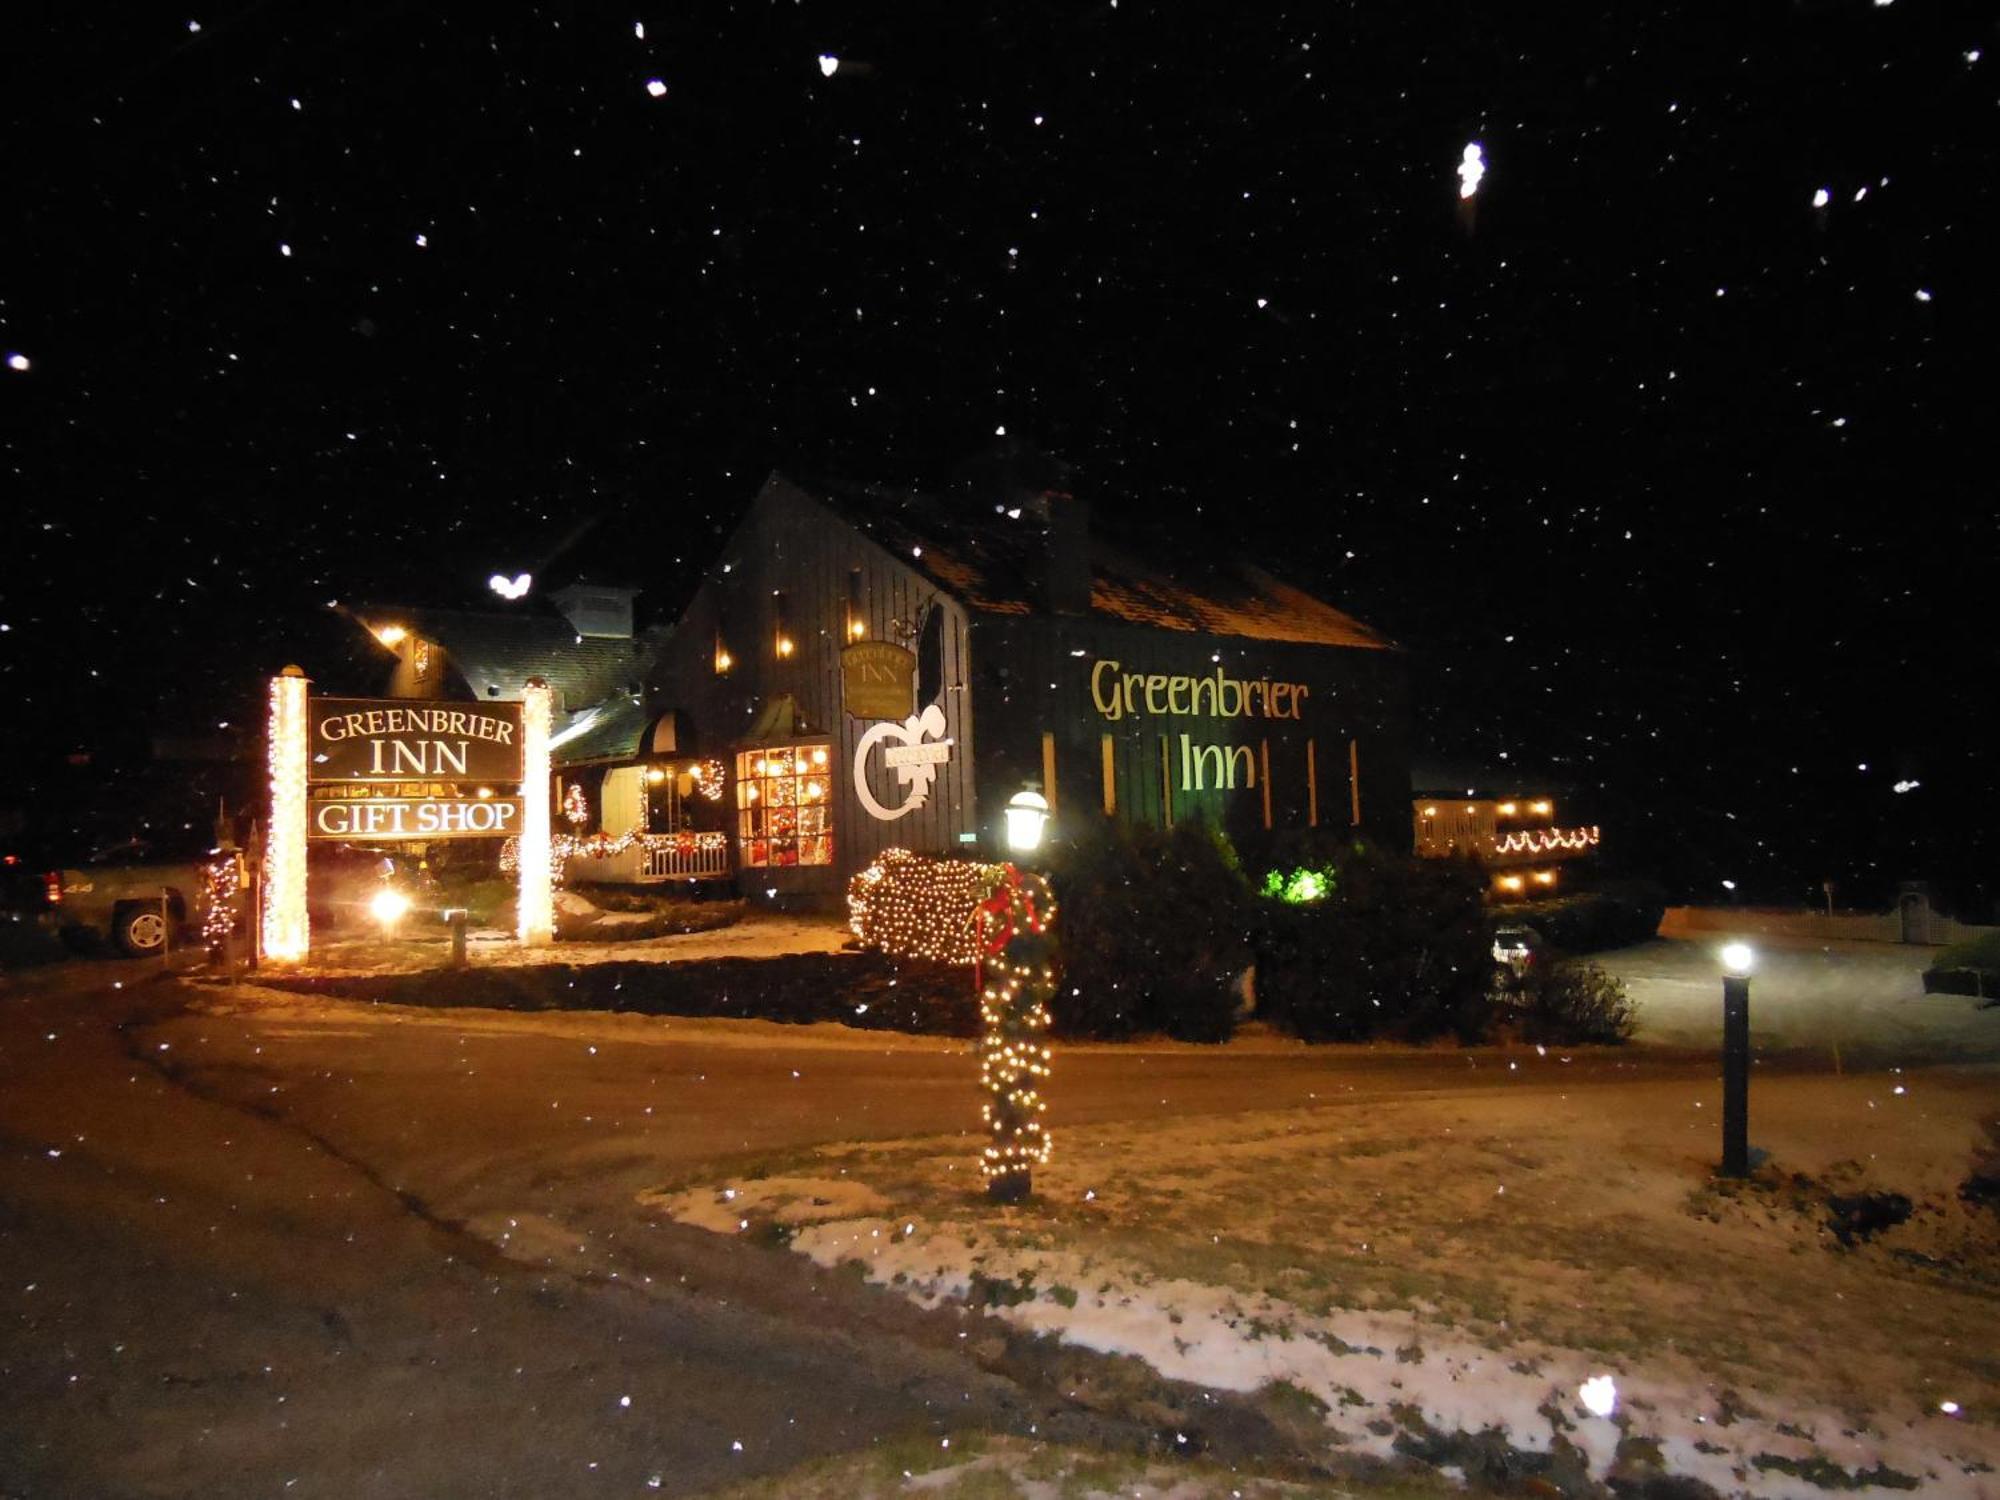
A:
[735,744,834,867]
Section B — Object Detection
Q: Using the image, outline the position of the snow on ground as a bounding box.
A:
[651,1089,2000,1499]
[1602,936,1998,1063]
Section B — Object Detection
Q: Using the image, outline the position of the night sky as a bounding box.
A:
[4,5,1994,907]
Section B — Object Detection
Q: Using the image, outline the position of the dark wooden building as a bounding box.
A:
[652,467,1410,903]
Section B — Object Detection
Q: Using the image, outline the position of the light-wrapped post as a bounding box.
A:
[261,667,310,963]
[974,866,1057,1203]
[517,678,555,946]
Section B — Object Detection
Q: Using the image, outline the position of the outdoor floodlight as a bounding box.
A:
[369,887,412,931]
[1004,788,1050,853]
[1720,942,1755,977]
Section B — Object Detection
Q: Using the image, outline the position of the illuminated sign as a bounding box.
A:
[309,796,524,841]
[841,641,917,720]
[854,704,953,821]
[310,697,523,783]
[1088,660,1308,722]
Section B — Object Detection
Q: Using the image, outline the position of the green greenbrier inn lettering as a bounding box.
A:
[1089,659,1309,722]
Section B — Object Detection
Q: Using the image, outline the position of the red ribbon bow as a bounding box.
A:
[973,864,1046,990]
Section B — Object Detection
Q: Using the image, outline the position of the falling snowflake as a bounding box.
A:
[1457,142,1486,199]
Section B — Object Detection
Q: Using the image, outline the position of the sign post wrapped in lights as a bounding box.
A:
[516,678,555,945]
[972,865,1058,1203]
[263,667,311,962]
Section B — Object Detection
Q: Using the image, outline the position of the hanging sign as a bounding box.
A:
[309,698,524,784]
[841,641,916,721]
[854,704,952,820]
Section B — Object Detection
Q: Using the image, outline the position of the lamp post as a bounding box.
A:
[1719,943,1754,1177]
[1003,787,1050,855]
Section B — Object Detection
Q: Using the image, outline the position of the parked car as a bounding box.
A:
[1490,922,1545,978]
[50,834,228,956]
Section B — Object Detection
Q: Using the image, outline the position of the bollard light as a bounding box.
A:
[1719,940,1754,1176]
[369,887,412,932]
[1003,788,1050,853]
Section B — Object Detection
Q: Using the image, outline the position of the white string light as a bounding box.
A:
[262,669,310,962]
[518,681,555,945]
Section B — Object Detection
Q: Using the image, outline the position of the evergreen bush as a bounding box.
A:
[1503,957,1636,1044]
[1043,816,1251,1042]
[1256,840,1492,1043]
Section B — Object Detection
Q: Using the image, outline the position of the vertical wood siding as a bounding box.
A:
[650,477,978,895]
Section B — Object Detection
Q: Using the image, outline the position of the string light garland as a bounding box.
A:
[201,852,242,949]
[501,829,729,884]
[1493,824,1600,856]
[973,865,1058,1203]
[563,782,591,828]
[847,849,1006,965]
[262,669,310,962]
[517,680,555,946]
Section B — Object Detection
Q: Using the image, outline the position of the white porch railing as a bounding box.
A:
[642,834,731,880]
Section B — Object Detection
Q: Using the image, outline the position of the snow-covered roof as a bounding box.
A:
[798,479,1394,650]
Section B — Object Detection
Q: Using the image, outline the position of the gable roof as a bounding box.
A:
[547,693,651,768]
[354,604,661,713]
[784,477,1393,650]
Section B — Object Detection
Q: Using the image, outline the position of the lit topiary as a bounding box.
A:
[847,849,1006,965]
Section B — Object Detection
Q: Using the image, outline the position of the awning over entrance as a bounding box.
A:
[551,701,689,769]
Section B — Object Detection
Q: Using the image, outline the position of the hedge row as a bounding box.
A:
[256,952,978,1035]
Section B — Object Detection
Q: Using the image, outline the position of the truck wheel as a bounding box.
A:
[114,903,171,957]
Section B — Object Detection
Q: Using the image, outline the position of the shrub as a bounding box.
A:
[1490,884,1663,954]
[259,952,978,1034]
[1257,842,1491,1043]
[1503,958,1636,1045]
[1927,929,2000,999]
[1044,816,1252,1042]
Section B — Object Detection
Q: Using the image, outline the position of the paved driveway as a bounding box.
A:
[1598,936,2000,1064]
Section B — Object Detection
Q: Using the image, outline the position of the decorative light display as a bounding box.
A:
[563,781,591,828]
[1493,824,1600,856]
[518,680,555,945]
[201,852,242,949]
[501,829,729,884]
[690,758,726,802]
[974,865,1057,1202]
[1261,865,1334,904]
[262,668,310,962]
[847,849,1006,964]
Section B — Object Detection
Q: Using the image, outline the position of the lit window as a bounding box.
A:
[736,744,833,867]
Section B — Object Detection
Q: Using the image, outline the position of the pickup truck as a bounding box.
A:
[49,837,230,956]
